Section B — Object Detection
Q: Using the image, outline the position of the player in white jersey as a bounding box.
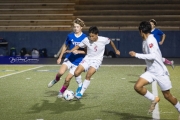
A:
[129,21,180,119]
[66,26,120,99]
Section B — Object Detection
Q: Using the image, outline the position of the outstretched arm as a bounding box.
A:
[72,47,87,55]
[129,51,156,60]
[56,44,67,64]
[109,40,120,56]
[159,34,166,45]
[66,45,80,53]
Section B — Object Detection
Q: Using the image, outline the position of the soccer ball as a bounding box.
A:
[63,90,74,101]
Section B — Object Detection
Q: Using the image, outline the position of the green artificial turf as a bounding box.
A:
[0,65,179,120]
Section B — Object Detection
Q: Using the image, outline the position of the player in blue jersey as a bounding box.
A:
[47,18,87,98]
[149,19,174,69]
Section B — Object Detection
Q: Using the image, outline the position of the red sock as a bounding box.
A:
[164,58,172,65]
[55,74,60,82]
[60,86,67,93]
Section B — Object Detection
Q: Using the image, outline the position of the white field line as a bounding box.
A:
[152,81,160,119]
[0,66,43,79]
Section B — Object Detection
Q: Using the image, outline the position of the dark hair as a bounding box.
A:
[149,19,157,26]
[88,26,99,34]
[138,21,151,34]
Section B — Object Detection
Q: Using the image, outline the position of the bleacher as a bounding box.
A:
[0,0,180,31]
[75,0,180,31]
[0,0,75,31]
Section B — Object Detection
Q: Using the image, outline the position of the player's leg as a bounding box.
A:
[74,64,85,77]
[80,66,96,94]
[48,59,69,88]
[162,90,180,112]
[75,75,83,93]
[162,57,174,69]
[58,73,74,98]
[134,77,149,95]
[76,60,101,99]
[71,65,83,93]
[157,75,180,117]
[136,72,160,113]
[162,90,180,119]
[74,64,85,94]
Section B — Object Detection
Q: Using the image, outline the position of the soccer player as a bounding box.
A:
[149,19,174,69]
[129,21,180,119]
[66,26,120,99]
[47,18,87,98]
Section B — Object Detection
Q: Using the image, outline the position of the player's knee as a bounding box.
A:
[74,71,80,77]
[134,84,141,92]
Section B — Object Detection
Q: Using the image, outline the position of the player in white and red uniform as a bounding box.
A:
[129,21,180,119]
[66,26,120,99]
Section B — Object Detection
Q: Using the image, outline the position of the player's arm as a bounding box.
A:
[66,39,86,54]
[72,48,87,55]
[130,38,157,60]
[109,40,120,55]
[57,44,67,64]
[66,45,80,53]
[129,43,156,60]
[159,33,166,45]
[158,29,166,45]
[129,51,156,60]
[135,52,156,60]
[58,44,67,59]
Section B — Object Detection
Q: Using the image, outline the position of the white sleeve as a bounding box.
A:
[135,53,156,60]
[78,39,87,48]
[105,37,111,45]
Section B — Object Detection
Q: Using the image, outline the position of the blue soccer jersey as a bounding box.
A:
[65,32,87,66]
[151,28,164,44]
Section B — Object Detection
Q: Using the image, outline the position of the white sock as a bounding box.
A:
[144,90,155,101]
[75,75,82,87]
[80,79,90,95]
[175,101,180,113]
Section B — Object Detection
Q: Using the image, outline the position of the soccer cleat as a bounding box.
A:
[48,79,57,88]
[75,93,82,99]
[76,85,82,94]
[148,96,160,113]
[171,60,174,69]
[57,92,63,98]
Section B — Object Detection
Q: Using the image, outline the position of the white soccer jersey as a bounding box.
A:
[135,34,169,76]
[78,36,110,61]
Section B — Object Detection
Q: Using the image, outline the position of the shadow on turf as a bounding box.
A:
[26,91,91,114]
[26,98,85,114]
[44,90,59,97]
[129,81,137,83]
[127,74,140,77]
[103,111,154,120]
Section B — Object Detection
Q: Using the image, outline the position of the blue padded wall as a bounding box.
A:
[0,31,179,57]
